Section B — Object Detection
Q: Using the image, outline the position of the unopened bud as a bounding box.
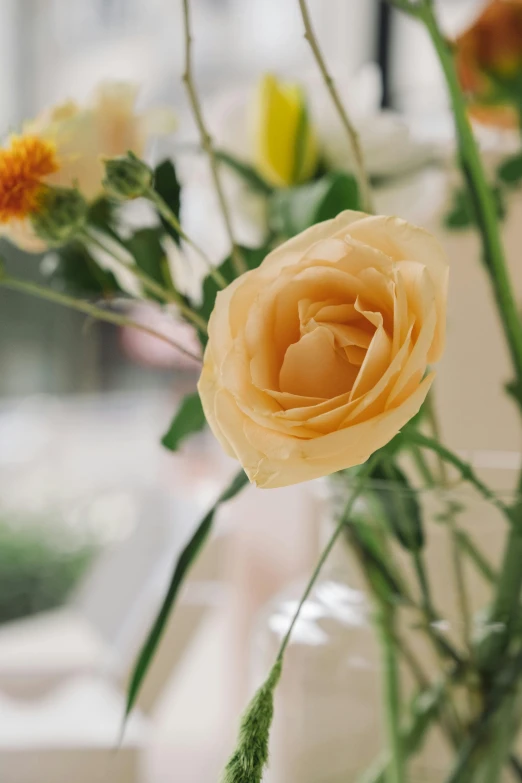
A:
[102,151,153,200]
[30,186,88,246]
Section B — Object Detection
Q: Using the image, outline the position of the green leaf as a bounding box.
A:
[215,149,273,195]
[46,241,122,298]
[153,160,182,242]
[87,197,119,232]
[194,245,268,346]
[269,171,360,238]
[345,516,406,604]
[161,393,206,452]
[371,461,424,552]
[443,187,473,230]
[43,197,123,297]
[444,183,505,231]
[124,469,249,722]
[497,153,522,187]
[125,227,174,299]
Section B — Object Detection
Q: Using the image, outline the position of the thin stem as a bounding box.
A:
[412,550,434,617]
[377,601,406,783]
[479,696,518,783]
[455,530,496,584]
[276,457,379,661]
[423,393,474,655]
[83,230,208,334]
[450,522,473,658]
[425,390,449,485]
[84,229,174,304]
[409,443,434,486]
[406,430,512,520]
[297,0,374,213]
[0,277,203,364]
[181,0,246,277]
[145,187,228,290]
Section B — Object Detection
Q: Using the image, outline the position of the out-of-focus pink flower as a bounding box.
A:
[120,304,201,370]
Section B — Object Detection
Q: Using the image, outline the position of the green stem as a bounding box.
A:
[413,405,474,655]
[406,430,511,520]
[455,530,496,584]
[419,1,522,402]
[412,550,434,616]
[297,0,374,213]
[478,523,522,671]
[409,443,434,487]
[181,0,246,277]
[376,601,406,783]
[276,456,380,660]
[442,648,522,783]
[479,695,517,783]
[450,523,474,658]
[83,230,173,303]
[83,230,208,334]
[0,276,202,363]
[145,188,228,290]
[424,390,449,485]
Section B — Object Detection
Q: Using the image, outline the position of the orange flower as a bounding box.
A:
[0,135,58,224]
[456,0,522,127]
[0,82,176,252]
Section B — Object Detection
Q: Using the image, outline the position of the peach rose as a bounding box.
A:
[198,211,448,489]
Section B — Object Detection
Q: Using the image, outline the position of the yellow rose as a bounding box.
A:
[251,74,318,188]
[1,83,176,252]
[198,211,448,489]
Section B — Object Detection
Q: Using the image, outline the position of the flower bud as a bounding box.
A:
[251,73,318,188]
[30,186,88,246]
[102,151,153,200]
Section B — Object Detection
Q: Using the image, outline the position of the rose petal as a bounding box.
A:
[279,326,358,398]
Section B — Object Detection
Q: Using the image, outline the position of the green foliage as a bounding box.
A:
[193,245,268,346]
[124,469,249,721]
[497,153,522,188]
[444,183,505,231]
[152,160,182,242]
[43,198,122,297]
[0,520,97,625]
[161,392,206,452]
[47,240,122,298]
[371,461,424,552]
[345,514,406,604]
[124,227,175,296]
[268,171,360,239]
[214,150,273,195]
[222,659,282,783]
[87,197,118,231]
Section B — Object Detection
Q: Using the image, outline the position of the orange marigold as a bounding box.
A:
[0,135,59,224]
[455,0,522,127]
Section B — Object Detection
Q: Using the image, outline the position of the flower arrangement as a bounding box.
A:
[3,0,522,780]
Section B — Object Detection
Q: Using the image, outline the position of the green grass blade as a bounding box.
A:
[123,469,249,722]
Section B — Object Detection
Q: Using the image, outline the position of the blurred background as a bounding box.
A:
[0,1,518,782]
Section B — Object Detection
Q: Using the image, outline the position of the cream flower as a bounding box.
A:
[198,211,448,489]
[1,82,176,252]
